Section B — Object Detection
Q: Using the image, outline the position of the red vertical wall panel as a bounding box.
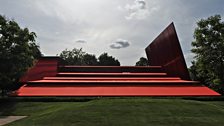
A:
[145,23,190,80]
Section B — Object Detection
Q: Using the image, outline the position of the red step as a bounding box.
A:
[57,72,167,77]
[43,77,181,80]
[59,66,162,73]
[27,79,199,85]
[15,85,220,96]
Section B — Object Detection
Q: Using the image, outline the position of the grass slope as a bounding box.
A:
[1,98,224,126]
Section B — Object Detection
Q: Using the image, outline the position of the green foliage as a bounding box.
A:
[59,48,120,66]
[82,53,98,65]
[135,57,149,66]
[0,15,41,95]
[98,53,120,66]
[59,48,85,65]
[190,15,224,94]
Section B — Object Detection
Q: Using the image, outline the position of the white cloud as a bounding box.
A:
[75,39,87,43]
[110,39,130,49]
[119,0,159,20]
[125,0,148,20]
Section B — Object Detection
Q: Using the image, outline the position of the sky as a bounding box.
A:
[0,0,224,66]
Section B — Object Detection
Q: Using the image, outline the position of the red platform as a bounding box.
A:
[14,64,220,96]
[16,85,219,96]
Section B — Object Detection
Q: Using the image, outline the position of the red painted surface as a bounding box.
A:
[145,23,190,80]
[59,65,162,73]
[43,77,181,80]
[16,85,220,96]
[19,57,60,82]
[57,72,167,76]
[28,79,198,84]
[15,57,221,97]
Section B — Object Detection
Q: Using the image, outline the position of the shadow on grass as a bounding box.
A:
[1,96,224,103]
[0,98,17,116]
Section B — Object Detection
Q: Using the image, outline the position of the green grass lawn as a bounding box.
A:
[1,98,224,126]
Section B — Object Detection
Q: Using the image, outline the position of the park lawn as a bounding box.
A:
[0,98,224,126]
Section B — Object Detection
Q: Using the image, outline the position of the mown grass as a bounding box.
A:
[1,98,224,126]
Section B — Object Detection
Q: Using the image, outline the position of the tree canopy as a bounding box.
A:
[98,53,120,66]
[82,53,98,65]
[0,15,41,96]
[59,48,120,66]
[190,15,224,94]
[59,48,85,65]
[135,57,149,66]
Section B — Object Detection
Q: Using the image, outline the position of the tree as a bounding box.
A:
[0,15,42,96]
[82,54,98,65]
[59,48,120,66]
[59,48,98,65]
[98,53,120,66]
[190,15,224,94]
[135,57,149,66]
[59,48,85,65]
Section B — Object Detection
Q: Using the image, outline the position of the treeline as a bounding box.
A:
[58,48,149,66]
[58,48,120,66]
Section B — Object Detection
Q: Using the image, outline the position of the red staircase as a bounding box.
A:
[15,63,220,96]
[14,23,221,97]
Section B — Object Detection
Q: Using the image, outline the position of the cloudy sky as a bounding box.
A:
[0,0,224,66]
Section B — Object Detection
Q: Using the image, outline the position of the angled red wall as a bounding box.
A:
[145,22,190,80]
[20,57,61,83]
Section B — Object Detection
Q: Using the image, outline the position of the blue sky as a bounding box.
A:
[0,0,224,66]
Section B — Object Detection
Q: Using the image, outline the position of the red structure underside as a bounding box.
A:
[17,85,220,96]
